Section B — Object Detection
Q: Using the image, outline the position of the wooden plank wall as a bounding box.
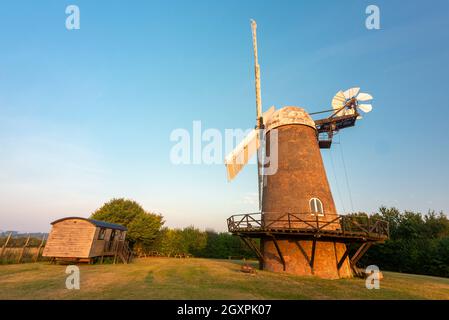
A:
[42,219,96,258]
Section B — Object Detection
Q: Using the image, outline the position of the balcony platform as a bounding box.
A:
[227,212,389,277]
[227,212,389,243]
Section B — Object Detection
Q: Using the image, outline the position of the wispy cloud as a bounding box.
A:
[241,192,258,206]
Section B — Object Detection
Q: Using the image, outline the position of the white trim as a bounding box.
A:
[309,198,324,216]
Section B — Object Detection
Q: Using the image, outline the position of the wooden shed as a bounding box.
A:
[42,217,132,264]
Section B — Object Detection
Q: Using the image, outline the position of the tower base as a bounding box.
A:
[262,238,353,279]
[228,213,388,279]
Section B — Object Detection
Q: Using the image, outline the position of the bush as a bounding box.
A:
[355,207,449,278]
[91,198,164,249]
[146,227,256,259]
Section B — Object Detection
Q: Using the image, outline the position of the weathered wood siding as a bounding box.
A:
[43,219,96,258]
[89,229,127,257]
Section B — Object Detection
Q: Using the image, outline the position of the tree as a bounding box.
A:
[197,230,256,259]
[357,207,449,278]
[181,226,207,256]
[151,228,185,256]
[90,198,164,248]
[128,212,164,248]
[146,227,256,259]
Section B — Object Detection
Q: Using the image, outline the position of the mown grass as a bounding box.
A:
[0,257,448,300]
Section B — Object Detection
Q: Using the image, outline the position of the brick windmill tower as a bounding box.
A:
[225,21,388,279]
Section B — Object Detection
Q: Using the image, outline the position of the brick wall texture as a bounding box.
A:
[261,108,352,279]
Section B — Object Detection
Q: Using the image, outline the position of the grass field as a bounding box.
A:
[0,247,43,265]
[0,257,449,300]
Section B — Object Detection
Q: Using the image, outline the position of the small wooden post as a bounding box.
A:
[113,241,118,264]
[18,235,31,263]
[367,217,371,234]
[0,232,12,259]
[310,239,317,273]
[34,235,46,262]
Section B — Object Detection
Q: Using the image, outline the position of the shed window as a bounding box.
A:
[98,228,106,240]
[310,198,324,215]
[110,230,116,241]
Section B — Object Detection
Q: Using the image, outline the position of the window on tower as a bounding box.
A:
[310,198,324,215]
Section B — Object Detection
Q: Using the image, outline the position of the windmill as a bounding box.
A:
[225,21,389,279]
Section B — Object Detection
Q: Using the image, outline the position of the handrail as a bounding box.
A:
[103,240,133,263]
[227,212,389,239]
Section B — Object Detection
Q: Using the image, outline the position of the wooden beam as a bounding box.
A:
[270,235,286,271]
[239,236,263,262]
[34,235,46,262]
[113,241,118,264]
[294,240,312,269]
[350,242,372,268]
[310,239,317,270]
[17,235,31,263]
[318,216,340,231]
[0,232,12,259]
[337,247,350,270]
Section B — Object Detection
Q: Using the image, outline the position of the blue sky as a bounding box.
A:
[1,0,448,232]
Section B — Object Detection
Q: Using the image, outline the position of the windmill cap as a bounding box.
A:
[265,106,316,132]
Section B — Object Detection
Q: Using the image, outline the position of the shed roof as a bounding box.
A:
[51,217,127,231]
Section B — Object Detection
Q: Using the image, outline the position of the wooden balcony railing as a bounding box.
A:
[227,212,389,241]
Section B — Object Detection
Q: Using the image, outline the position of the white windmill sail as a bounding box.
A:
[356,92,373,102]
[332,91,346,110]
[358,104,372,113]
[332,91,348,116]
[225,129,260,181]
[343,87,360,100]
[225,106,275,181]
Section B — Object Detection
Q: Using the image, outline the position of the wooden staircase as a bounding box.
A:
[104,240,133,264]
[116,241,133,264]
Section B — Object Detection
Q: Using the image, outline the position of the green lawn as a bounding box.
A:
[0,257,448,300]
